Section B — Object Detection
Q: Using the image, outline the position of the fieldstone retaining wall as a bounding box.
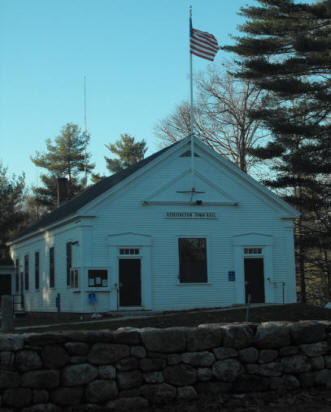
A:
[0,321,331,411]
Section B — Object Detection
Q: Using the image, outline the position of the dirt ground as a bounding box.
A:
[12,303,330,332]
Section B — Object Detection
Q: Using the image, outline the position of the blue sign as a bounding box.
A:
[88,293,97,304]
[228,271,235,281]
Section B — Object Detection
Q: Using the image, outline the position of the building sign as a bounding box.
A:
[166,211,216,219]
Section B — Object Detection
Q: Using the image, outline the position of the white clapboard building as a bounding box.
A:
[9,136,299,313]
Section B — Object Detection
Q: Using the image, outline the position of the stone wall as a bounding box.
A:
[0,321,330,411]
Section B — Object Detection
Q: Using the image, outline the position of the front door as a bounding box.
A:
[119,259,141,306]
[0,275,11,306]
[244,258,265,303]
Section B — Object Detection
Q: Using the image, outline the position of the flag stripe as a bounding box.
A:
[190,25,218,62]
[191,38,218,54]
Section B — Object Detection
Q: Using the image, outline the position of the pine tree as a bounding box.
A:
[226,0,331,303]
[104,134,147,174]
[0,163,26,261]
[31,123,95,210]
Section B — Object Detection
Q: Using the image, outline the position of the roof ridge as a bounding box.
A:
[13,140,180,242]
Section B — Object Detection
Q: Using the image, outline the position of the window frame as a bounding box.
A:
[178,237,208,283]
[66,242,72,287]
[15,258,19,293]
[35,251,40,290]
[24,254,29,291]
[49,247,55,288]
[87,269,109,288]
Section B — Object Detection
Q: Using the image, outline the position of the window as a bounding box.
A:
[70,268,79,289]
[15,259,19,293]
[119,248,140,255]
[24,255,29,290]
[244,248,262,255]
[35,252,40,290]
[66,242,72,286]
[88,270,108,287]
[178,238,207,283]
[49,247,55,288]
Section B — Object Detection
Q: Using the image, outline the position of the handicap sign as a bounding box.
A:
[228,271,235,281]
[88,293,97,304]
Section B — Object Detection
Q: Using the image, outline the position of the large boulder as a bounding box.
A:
[300,342,328,357]
[3,388,32,408]
[15,350,42,372]
[212,359,243,382]
[86,379,118,403]
[117,370,143,390]
[113,328,141,345]
[23,332,66,346]
[187,326,223,351]
[195,381,232,394]
[239,347,259,363]
[140,383,176,403]
[107,397,149,410]
[98,365,116,380]
[182,351,215,367]
[223,325,255,349]
[177,385,197,399]
[290,321,326,344]
[0,369,21,388]
[258,349,278,364]
[22,370,60,389]
[64,342,90,356]
[143,371,164,384]
[281,355,311,374]
[141,328,186,353]
[163,364,197,386]
[140,358,167,372]
[50,387,83,406]
[0,334,23,351]
[255,322,291,348]
[62,363,98,386]
[234,375,269,392]
[41,345,70,368]
[315,369,331,388]
[213,347,238,360]
[257,362,283,377]
[88,343,129,364]
[116,357,139,371]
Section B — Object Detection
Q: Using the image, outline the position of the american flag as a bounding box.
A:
[190,19,218,61]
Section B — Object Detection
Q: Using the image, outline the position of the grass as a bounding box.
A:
[12,303,330,333]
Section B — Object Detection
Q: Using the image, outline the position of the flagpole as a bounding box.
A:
[189,6,195,191]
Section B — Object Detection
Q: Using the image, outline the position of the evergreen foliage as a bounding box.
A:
[0,164,26,261]
[226,0,331,303]
[104,134,147,174]
[31,123,95,210]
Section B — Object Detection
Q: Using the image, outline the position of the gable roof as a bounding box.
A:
[13,142,179,242]
[11,136,299,244]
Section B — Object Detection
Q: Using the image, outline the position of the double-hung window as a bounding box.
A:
[66,242,72,287]
[178,238,207,283]
[35,252,40,290]
[49,247,55,288]
[24,255,29,290]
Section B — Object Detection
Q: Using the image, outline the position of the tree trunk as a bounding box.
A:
[297,217,306,303]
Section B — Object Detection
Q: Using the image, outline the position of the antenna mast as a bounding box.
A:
[83,75,88,185]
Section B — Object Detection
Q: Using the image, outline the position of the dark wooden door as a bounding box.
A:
[119,259,141,306]
[0,275,11,306]
[244,258,265,303]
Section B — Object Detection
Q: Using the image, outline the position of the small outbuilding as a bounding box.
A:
[9,136,299,313]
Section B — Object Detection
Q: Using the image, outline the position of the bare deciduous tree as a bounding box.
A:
[154,64,270,173]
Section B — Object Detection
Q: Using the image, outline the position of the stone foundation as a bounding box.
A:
[0,320,330,410]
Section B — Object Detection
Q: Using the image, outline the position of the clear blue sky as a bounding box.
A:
[1,0,255,188]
